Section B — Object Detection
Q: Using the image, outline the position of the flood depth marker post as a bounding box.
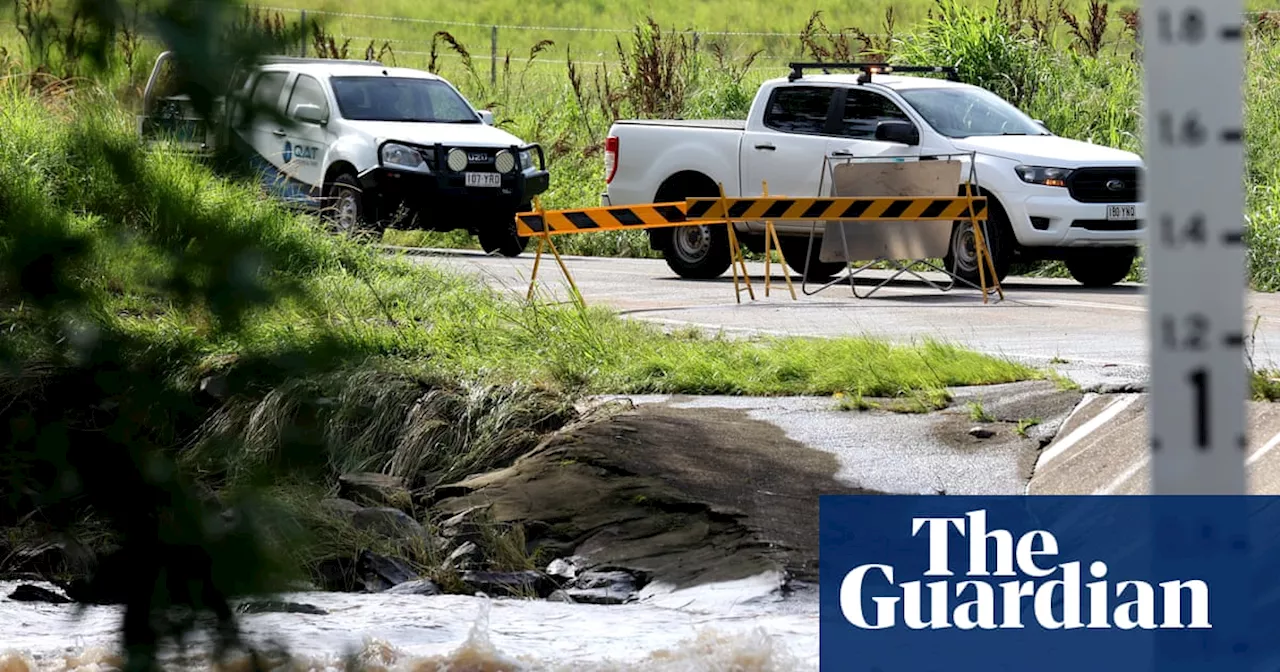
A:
[1145,0,1248,494]
[1144,0,1250,666]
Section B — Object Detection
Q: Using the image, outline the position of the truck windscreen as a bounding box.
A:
[897,86,1050,139]
[330,76,480,123]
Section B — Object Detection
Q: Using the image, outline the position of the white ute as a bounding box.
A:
[139,54,549,256]
[602,62,1146,287]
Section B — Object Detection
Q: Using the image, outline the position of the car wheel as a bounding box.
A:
[325,173,369,236]
[478,213,529,257]
[945,208,1013,286]
[662,223,733,279]
[780,238,846,282]
[1064,247,1137,288]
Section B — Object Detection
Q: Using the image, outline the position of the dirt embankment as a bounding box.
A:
[428,398,875,589]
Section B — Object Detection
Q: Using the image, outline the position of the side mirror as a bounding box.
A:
[477,110,495,125]
[293,103,326,125]
[875,120,920,146]
[1034,119,1051,132]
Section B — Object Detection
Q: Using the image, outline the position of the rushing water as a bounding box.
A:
[0,573,819,671]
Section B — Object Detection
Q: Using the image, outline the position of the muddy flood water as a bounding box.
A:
[0,575,819,671]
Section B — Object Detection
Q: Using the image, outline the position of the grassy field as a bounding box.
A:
[243,0,1278,67]
[6,2,1280,285]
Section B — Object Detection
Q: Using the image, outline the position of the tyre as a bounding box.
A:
[324,173,371,235]
[1064,246,1137,288]
[661,223,733,279]
[780,238,846,282]
[944,204,1013,285]
[478,211,529,257]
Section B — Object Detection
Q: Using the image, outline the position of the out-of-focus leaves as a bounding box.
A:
[1,2,342,671]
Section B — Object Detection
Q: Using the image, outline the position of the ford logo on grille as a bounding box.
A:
[1106,179,1126,191]
[468,152,490,162]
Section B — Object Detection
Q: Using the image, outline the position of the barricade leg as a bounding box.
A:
[523,197,586,309]
[719,182,755,303]
[759,181,797,300]
[963,182,1004,304]
[526,236,545,302]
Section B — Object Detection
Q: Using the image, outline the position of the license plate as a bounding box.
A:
[465,172,502,188]
[1107,204,1137,221]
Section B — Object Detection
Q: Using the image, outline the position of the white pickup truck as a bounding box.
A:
[602,63,1146,287]
[138,53,549,256]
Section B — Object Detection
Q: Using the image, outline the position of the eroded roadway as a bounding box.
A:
[395,247,1280,494]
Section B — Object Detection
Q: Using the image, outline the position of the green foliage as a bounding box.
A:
[0,2,330,669]
[894,0,1049,109]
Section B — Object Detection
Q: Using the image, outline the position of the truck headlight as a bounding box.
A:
[494,149,517,174]
[1015,165,1073,187]
[519,149,534,171]
[382,143,429,173]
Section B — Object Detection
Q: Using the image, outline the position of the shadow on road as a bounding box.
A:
[648,273,1147,296]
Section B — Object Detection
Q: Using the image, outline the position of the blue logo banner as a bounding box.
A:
[819,495,1280,672]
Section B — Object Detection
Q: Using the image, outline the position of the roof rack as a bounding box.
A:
[259,56,385,66]
[787,62,959,84]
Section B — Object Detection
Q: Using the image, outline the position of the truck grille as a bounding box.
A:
[461,149,498,172]
[1067,167,1142,204]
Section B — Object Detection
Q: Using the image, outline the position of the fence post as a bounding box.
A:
[300,10,307,57]
[491,25,498,85]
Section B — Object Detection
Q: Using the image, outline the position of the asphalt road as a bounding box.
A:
[394,246,1280,389]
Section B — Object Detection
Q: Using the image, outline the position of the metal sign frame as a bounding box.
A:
[794,151,1004,302]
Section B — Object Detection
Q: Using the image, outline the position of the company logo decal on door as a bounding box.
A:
[283,140,319,164]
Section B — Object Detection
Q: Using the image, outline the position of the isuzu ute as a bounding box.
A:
[601,62,1146,287]
[139,53,549,256]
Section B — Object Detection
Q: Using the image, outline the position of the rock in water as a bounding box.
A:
[460,570,557,598]
[339,473,412,509]
[546,589,576,603]
[385,579,442,596]
[8,584,71,604]
[563,570,640,605]
[545,556,586,581]
[236,601,328,615]
[358,550,419,592]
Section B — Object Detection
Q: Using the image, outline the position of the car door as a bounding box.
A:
[739,85,839,234]
[280,72,333,205]
[826,87,924,165]
[240,69,292,197]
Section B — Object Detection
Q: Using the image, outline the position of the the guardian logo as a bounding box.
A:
[840,509,1211,631]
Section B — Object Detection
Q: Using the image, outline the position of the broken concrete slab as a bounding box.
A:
[628,381,1083,496]
[1028,394,1280,495]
